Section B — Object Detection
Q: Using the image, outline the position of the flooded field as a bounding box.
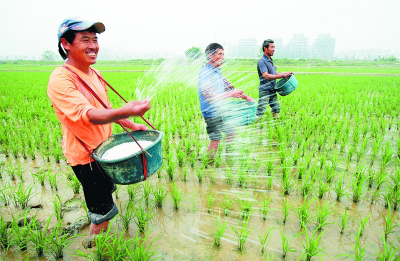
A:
[0,62,399,260]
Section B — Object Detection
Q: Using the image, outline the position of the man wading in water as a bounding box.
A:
[198,43,254,160]
[47,18,150,242]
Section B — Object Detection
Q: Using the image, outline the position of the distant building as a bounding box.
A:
[286,34,310,59]
[231,38,259,58]
[311,34,336,60]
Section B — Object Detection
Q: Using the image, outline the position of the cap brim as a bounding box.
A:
[70,21,105,34]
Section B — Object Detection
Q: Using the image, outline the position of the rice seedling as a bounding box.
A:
[280,229,301,258]
[383,203,399,240]
[258,227,274,254]
[100,230,130,260]
[52,194,64,220]
[142,181,152,206]
[32,167,46,186]
[68,175,81,194]
[0,216,11,249]
[380,142,393,171]
[266,174,273,190]
[260,194,272,221]
[9,182,34,209]
[48,170,58,191]
[166,159,177,181]
[358,215,369,237]
[127,184,142,202]
[170,182,182,210]
[76,222,114,260]
[266,159,274,176]
[10,210,30,251]
[80,199,90,223]
[213,214,227,247]
[28,215,50,257]
[181,165,189,182]
[119,201,135,230]
[125,230,158,261]
[317,178,330,199]
[282,173,295,195]
[350,172,367,203]
[45,220,73,259]
[133,203,156,234]
[302,227,326,261]
[221,194,235,216]
[300,173,314,197]
[282,197,290,224]
[375,234,400,261]
[349,226,367,261]
[0,184,10,206]
[231,217,253,252]
[315,201,334,231]
[153,184,167,208]
[339,209,349,234]
[325,165,335,184]
[237,168,248,188]
[206,192,216,214]
[296,196,314,230]
[239,198,254,220]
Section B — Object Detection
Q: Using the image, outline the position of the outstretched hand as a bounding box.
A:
[122,99,151,117]
[118,119,148,131]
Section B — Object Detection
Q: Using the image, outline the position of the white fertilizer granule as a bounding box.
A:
[101,140,153,160]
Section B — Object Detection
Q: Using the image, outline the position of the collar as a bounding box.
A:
[263,54,273,63]
[205,62,221,73]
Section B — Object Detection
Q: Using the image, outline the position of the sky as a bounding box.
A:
[0,0,399,59]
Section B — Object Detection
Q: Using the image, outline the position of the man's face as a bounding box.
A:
[264,43,275,57]
[64,31,99,66]
[209,48,224,67]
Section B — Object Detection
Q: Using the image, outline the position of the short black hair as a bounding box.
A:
[205,43,223,60]
[58,26,98,60]
[262,39,274,52]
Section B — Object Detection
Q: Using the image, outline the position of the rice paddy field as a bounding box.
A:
[0,59,399,260]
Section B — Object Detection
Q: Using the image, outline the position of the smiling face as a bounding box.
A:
[208,48,224,68]
[61,31,99,73]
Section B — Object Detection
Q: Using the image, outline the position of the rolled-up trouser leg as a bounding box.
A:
[72,163,118,225]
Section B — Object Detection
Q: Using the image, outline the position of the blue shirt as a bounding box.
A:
[198,63,233,118]
[257,55,277,90]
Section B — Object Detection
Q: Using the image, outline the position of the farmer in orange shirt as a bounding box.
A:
[48,17,150,238]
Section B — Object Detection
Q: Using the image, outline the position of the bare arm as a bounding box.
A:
[87,100,150,124]
[261,72,292,80]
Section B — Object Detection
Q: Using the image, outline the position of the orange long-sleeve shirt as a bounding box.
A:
[47,64,112,166]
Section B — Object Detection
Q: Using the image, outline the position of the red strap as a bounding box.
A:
[63,65,149,180]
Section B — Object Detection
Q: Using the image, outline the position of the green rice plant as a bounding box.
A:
[237,168,248,188]
[355,138,368,162]
[358,215,369,237]
[0,184,10,206]
[5,161,16,180]
[28,215,51,257]
[388,168,400,194]
[300,173,314,197]
[375,234,400,261]
[166,159,176,181]
[280,229,301,258]
[325,165,335,184]
[282,173,295,195]
[213,214,227,247]
[133,203,156,234]
[0,216,11,249]
[258,227,274,254]
[296,196,314,230]
[181,165,189,182]
[170,182,182,210]
[302,227,326,261]
[266,174,273,190]
[32,167,46,186]
[125,230,158,261]
[339,209,349,234]
[206,192,216,213]
[260,194,272,221]
[221,194,235,216]
[370,137,382,166]
[127,184,141,202]
[176,149,185,166]
[317,178,330,199]
[282,197,290,224]
[9,182,33,209]
[78,222,114,261]
[45,220,73,259]
[68,175,81,194]
[380,142,393,171]
[100,230,130,260]
[153,184,167,208]
[52,194,64,220]
[208,171,216,184]
[189,151,196,168]
[351,226,367,261]
[10,211,30,251]
[370,188,381,205]
[80,199,90,223]
[375,169,387,191]
[239,198,254,220]
[315,201,334,231]
[196,167,204,183]
[231,217,253,252]
[119,201,134,230]
[383,203,399,240]
[351,171,367,203]
[225,167,232,185]
[142,181,152,205]
[266,159,274,176]
[48,170,58,191]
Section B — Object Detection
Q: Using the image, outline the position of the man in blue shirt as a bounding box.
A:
[198,43,253,159]
[256,39,292,120]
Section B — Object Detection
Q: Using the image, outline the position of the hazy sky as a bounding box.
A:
[1,0,399,59]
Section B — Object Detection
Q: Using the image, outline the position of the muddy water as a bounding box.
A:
[1,152,399,261]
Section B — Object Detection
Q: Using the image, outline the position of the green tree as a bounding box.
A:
[41,50,58,61]
[185,47,202,59]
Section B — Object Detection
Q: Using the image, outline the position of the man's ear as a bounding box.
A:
[60,38,71,52]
